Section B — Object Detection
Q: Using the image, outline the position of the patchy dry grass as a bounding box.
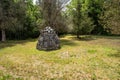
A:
[0,35,120,80]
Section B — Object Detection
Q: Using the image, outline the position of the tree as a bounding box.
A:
[72,0,82,38]
[0,0,14,41]
[99,0,120,35]
[87,0,104,34]
[66,0,82,38]
[0,0,43,41]
[67,0,94,38]
[38,0,69,34]
[0,0,27,41]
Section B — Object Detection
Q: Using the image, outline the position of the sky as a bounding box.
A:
[33,0,71,4]
[33,0,71,11]
[33,0,37,4]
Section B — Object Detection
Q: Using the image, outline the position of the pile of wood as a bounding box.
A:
[36,27,60,50]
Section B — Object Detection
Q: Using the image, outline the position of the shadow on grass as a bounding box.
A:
[94,35,120,40]
[0,38,78,50]
[61,39,79,46]
[70,35,120,41]
[0,39,37,50]
[69,35,96,41]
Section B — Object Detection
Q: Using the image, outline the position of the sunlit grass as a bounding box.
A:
[0,35,120,80]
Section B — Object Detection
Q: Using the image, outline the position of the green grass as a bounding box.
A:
[0,35,120,80]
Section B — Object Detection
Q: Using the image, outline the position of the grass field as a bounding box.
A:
[0,35,120,80]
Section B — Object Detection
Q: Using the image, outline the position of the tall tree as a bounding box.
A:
[0,0,14,41]
[87,0,104,34]
[73,0,82,38]
[67,0,94,38]
[38,0,69,34]
[99,0,120,35]
[0,0,27,41]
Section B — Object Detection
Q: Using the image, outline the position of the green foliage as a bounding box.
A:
[0,0,16,30]
[0,0,120,41]
[84,0,104,34]
[99,0,120,35]
[78,14,94,34]
[0,0,40,40]
[67,0,94,37]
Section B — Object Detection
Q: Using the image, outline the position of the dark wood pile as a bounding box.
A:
[36,27,60,50]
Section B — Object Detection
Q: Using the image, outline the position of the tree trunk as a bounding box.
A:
[77,31,80,38]
[1,29,6,42]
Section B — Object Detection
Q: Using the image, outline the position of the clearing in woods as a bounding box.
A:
[0,35,120,80]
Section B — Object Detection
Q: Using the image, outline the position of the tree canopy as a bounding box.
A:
[0,0,120,41]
